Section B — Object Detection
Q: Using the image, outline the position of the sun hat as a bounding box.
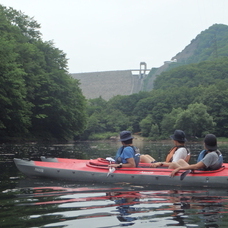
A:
[119,131,134,142]
[170,130,187,142]
[204,134,217,151]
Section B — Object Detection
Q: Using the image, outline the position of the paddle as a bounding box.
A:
[180,170,192,180]
[106,158,116,177]
[107,166,115,177]
[106,157,115,162]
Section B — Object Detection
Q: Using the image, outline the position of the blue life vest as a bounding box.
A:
[197,149,223,167]
[197,150,207,163]
[115,146,140,167]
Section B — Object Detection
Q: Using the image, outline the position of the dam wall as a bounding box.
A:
[71,70,143,100]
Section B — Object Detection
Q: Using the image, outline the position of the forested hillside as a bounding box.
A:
[83,24,228,140]
[0,5,86,141]
[84,56,228,140]
[144,24,228,91]
[154,57,228,89]
[172,24,228,65]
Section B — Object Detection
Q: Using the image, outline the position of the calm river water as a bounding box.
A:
[1,139,228,228]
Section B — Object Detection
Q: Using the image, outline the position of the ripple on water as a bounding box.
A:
[1,180,228,228]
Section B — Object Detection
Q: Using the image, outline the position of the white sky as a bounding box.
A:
[1,0,228,73]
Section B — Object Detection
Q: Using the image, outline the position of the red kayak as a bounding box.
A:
[14,157,228,188]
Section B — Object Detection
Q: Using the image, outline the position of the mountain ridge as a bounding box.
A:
[144,23,228,91]
[72,23,228,99]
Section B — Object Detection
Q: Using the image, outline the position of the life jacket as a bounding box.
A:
[197,149,223,167]
[115,146,140,167]
[197,149,207,163]
[165,146,190,162]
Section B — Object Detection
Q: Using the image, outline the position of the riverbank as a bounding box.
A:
[1,131,228,145]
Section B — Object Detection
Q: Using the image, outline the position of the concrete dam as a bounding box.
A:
[71,62,150,100]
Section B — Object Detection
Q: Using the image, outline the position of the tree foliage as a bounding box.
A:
[0,5,86,140]
[169,24,228,68]
[154,57,228,90]
[82,56,228,140]
[81,24,228,139]
[174,103,215,137]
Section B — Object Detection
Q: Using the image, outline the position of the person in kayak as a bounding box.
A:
[170,134,223,177]
[140,130,190,168]
[109,131,140,168]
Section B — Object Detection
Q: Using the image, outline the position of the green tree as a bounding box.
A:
[150,124,160,139]
[105,109,131,132]
[86,97,107,116]
[154,57,228,90]
[86,114,103,133]
[107,92,149,117]
[0,8,32,137]
[139,114,153,137]
[175,103,215,137]
[0,5,87,140]
[160,107,184,138]
[196,83,228,136]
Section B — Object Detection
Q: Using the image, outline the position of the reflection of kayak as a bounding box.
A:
[32,189,142,206]
[14,158,228,188]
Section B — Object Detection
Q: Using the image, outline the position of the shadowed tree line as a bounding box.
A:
[0,5,86,141]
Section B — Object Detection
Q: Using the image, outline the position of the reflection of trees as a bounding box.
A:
[192,196,223,228]
[107,190,225,227]
[168,190,223,227]
[0,186,62,228]
[1,176,228,228]
[168,190,191,226]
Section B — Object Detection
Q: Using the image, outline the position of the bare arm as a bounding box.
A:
[109,157,136,168]
[125,157,136,168]
[170,161,206,177]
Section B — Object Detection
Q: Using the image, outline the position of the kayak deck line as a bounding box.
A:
[38,157,228,175]
[40,157,228,175]
[41,156,227,173]
[86,160,227,174]
[87,161,172,172]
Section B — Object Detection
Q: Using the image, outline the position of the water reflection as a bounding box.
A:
[106,191,140,225]
[192,195,223,227]
[1,178,228,228]
[167,190,224,227]
[1,140,228,227]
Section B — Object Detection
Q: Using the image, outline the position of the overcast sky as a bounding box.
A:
[1,0,228,73]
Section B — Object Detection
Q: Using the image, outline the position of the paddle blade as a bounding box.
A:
[107,167,115,177]
[180,170,191,181]
[106,157,115,162]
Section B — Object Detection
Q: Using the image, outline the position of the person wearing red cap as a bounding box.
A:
[170,134,223,177]
[109,131,140,168]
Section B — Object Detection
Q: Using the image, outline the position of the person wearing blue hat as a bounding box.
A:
[109,131,140,168]
[170,134,223,177]
[140,130,190,168]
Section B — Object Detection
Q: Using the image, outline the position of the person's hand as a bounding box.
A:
[109,164,120,168]
[170,168,180,177]
[150,162,160,168]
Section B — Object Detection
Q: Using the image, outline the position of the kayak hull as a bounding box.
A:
[14,158,228,188]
